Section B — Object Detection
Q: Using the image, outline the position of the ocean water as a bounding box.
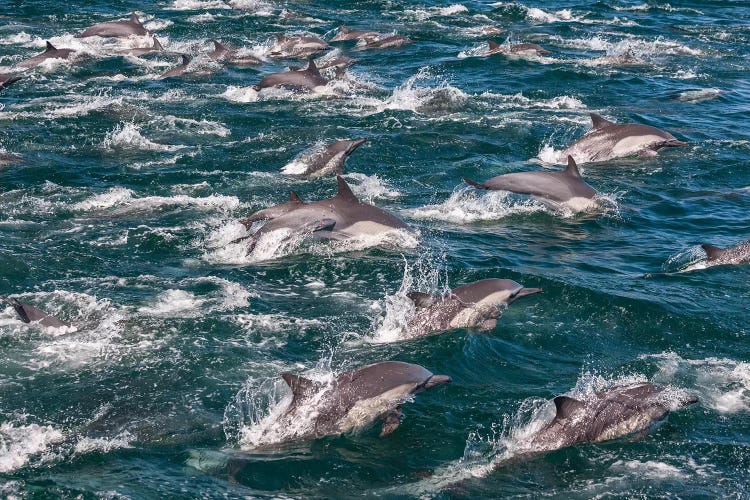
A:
[0,0,749,497]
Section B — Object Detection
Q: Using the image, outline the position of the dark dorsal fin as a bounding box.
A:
[152,37,163,50]
[334,66,346,80]
[701,244,726,261]
[45,41,56,52]
[590,113,615,130]
[406,292,435,308]
[282,373,320,400]
[214,40,227,52]
[335,175,358,202]
[289,191,302,203]
[6,298,31,323]
[488,40,500,50]
[553,396,584,420]
[130,13,141,25]
[564,155,582,179]
[181,54,191,65]
[305,58,321,77]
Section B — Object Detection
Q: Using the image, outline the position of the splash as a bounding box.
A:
[407,187,545,223]
[0,422,64,473]
[102,122,184,152]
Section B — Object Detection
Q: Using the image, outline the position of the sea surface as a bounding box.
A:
[0,0,748,497]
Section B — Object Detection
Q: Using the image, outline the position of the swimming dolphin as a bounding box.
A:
[331,26,380,42]
[561,113,688,164]
[269,361,451,441]
[159,55,192,79]
[701,239,750,266]
[238,176,409,251]
[0,74,21,91]
[270,34,331,59]
[208,40,261,66]
[77,13,149,38]
[528,383,697,452]
[404,279,541,339]
[483,40,551,57]
[463,156,599,212]
[358,34,412,49]
[316,55,358,71]
[281,139,367,178]
[15,42,75,69]
[125,36,163,56]
[254,58,329,92]
[1,296,70,329]
[585,50,646,67]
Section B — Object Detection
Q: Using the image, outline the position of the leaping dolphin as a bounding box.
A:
[482,40,551,57]
[15,42,75,69]
[464,156,599,212]
[265,361,451,441]
[281,139,367,178]
[561,113,687,164]
[331,26,380,42]
[238,176,409,252]
[1,296,71,329]
[0,74,21,91]
[701,239,750,266]
[528,383,697,452]
[76,13,149,38]
[404,279,541,339]
[254,58,329,92]
[208,40,262,66]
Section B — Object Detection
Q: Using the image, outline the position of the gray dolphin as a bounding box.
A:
[126,36,163,56]
[317,55,358,71]
[271,361,451,440]
[562,113,688,164]
[208,40,261,66]
[1,296,70,329]
[16,41,75,69]
[238,176,409,252]
[359,34,412,50]
[331,26,380,42]
[270,34,331,59]
[483,40,551,56]
[77,13,149,38]
[463,156,599,212]
[254,58,329,92]
[0,74,21,91]
[281,139,367,178]
[404,279,541,339]
[701,239,750,266]
[528,383,697,452]
[159,55,192,79]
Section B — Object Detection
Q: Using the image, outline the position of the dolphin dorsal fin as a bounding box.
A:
[214,40,226,51]
[488,40,500,50]
[305,58,321,77]
[335,175,358,202]
[181,54,191,65]
[406,292,434,308]
[701,244,725,261]
[282,373,320,399]
[130,13,141,25]
[564,156,582,179]
[553,396,584,420]
[45,41,56,52]
[289,191,302,203]
[6,298,31,323]
[590,113,614,130]
[153,37,163,50]
[275,34,285,42]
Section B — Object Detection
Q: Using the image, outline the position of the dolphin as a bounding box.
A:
[463,156,599,212]
[562,113,688,164]
[701,239,750,266]
[528,383,697,452]
[585,50,647,67]
[331,26,380,42]
[479,26,507,36]
[15,42,75,69]
[208,40,262,66]
[159,55,192,79]
[358,34,412,49]
[281,139,367,178]
[270,34,331,59]
[253,58,329,92]
[0,74,21,91]
[483,40,551,57]
[77,13,149,38]
[317,55,358,71]
[268,361,451,441]
[1,296,70,329]
[125,36,163,56]
[404,279,541,339]
[238,176,409,252]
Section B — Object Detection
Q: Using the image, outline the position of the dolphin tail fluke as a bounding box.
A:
[463,177,489,190]
[564,156,582,179]
[45,41,56,52]
[701,244,725,261]
[379,407,402,437]
[335,175,358,201]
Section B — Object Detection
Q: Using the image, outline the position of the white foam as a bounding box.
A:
[169,0,231,10]
[342,173,401,202]
[407,187,545,223]
[74,431,134,455]
[72,187,241,214]
[0,422,64,473]
[102,123,184,152]
[138,289,206,316]
[610,460,687,480]
[222,85,259,103]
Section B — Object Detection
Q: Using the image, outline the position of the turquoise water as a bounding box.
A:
[0,0,749,497]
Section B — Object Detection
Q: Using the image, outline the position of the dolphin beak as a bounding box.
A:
[666,139,688,147]
[347,138,367,154]
[423,375,452,390]
[513,287,542,300]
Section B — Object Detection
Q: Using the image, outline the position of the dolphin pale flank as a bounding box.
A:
[358,34,412,49]
[281,139,367,178]
[404,279,541,339]
[483,40,551,57]
[208,40,261,66]
[77,12,149,38]
[330,26,380,42]
[0,74,21,91]
[15,41,75,69]
[159,55,192,79]
[562,113,687,164]
[254,58,329,92]
[1,296,71,329]
[701,239,750,266]
[267,361,451,441]
[270,34,331,59]
[238,176,409,252]
[528,383,697,452]
[464,156,599,212]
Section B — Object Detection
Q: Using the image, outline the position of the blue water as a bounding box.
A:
[0,0,748,497]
